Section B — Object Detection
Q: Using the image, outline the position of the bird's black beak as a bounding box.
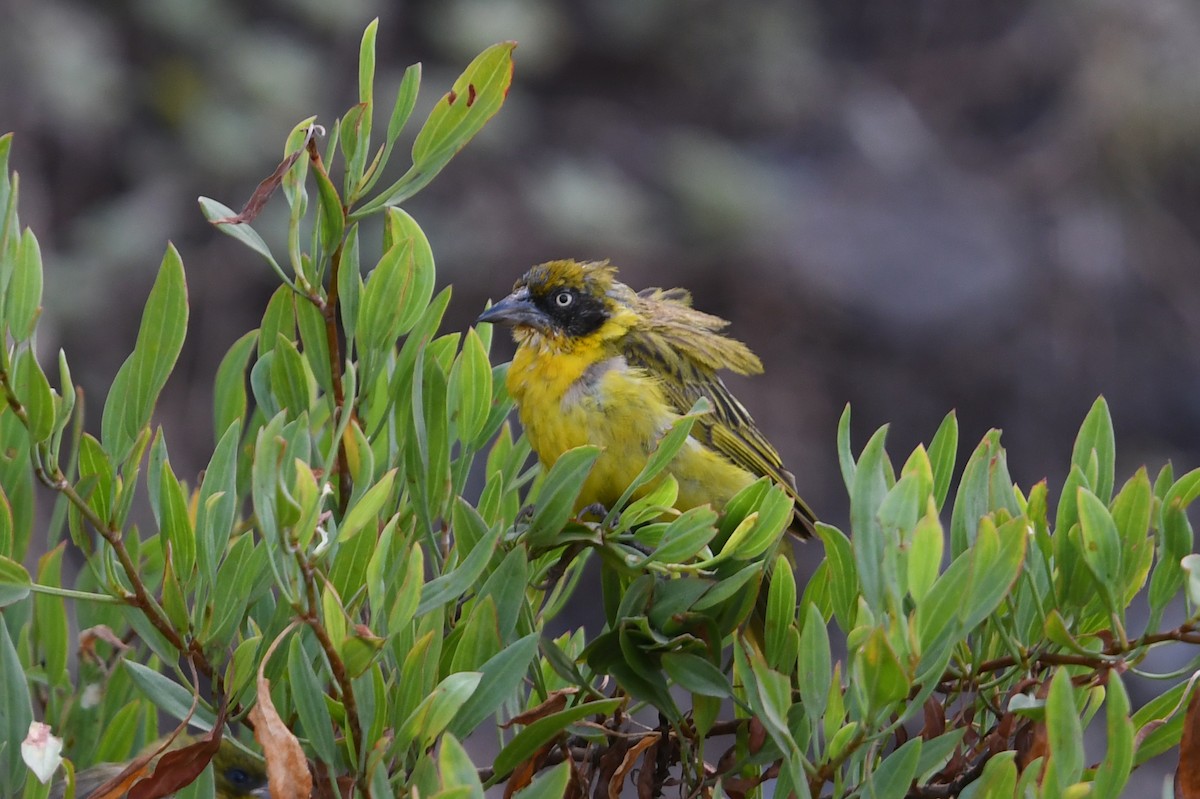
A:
[476,288,549,331]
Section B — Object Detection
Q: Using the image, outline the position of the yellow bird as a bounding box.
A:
[478,259,816,538]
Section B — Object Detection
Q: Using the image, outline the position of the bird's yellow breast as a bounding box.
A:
[506,327,754,513]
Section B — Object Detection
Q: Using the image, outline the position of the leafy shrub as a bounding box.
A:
[2,19,1199,799]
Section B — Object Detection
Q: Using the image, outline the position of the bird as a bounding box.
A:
[477,259,815,538]
[49,736,269,799]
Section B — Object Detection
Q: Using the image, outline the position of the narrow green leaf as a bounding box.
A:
[417,523,502,615]
[338,469,396,542]
[661,652,732,698]
[836,403,855,492]
[199,198,287,282]
[13,349,54,443]
[855,626,909,714]
[764,554,796,670]
[1044,668,1084,790]
[1076,486,1121,609]
[907,502,944,603]
[851,425,890,612]
[869,737,922,799]
[287,635,338,766]
[641,506,718,566]
[398,672,481,751]
[491,699,622,781]
[527,446,600,547]
[927,410,958,511]
[212,330,257,438]
[512,762,570,799]
[5,228,42,340]
[100,244,188,462]
[382,207,436,337]
[448,633,539,739]
[797,602,831,721]
[0,555,31,606]
[357,43,517,215]
[122,661,215,729]
[1072,396,1115,503]
[1091,674,1134,799]
[0,621,33,788]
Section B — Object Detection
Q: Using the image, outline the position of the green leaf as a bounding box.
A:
[851,425,890,613]
[491,699,622,782]
[194,419,240,584]
[0,555,31,607]
[287,635,338,766]
[1091,674,1134,799]
[212,330,257,438]
[1076,486,1121,610]
[1072,396,1115,503]
[641,505,719,565]
[198,198,287,283]
[764,554,796,670]
[815,523,857,632]
[796,603,831,721]
[869,737,922,799]
[448,633,539,739]
[855,626,909,715]
[157,458,195,580]
[312,155,345,257]
[958,751,1016,799]
[269,333,314,418]
[34,545,68,686]
[5,228,42,340]
[357,42,517,216]
[607,400,709,524]
[438,734,485,799]
[417,522,502,615]
[927,410,958,511]
[960,516,1026,633]
[661,652,732,698]
[950,429,1017,556]
[512,762,570,799]
[382,207,436,337]
[836,403,855,492]
[101,244,188,462]
[398,672,482,751]
[907,502,944,603]
[527,446,600,547]
[123,660,215,730]
[12,349,53,443]
[0,621,32,790]
[338,468,396,542]
[1044,667,1084,791]
[450,327,493,447]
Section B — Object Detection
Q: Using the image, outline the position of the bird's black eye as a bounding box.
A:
[225,767,251,786]
[554,290,573,308]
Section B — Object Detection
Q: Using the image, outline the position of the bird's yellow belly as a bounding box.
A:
[508,352,753,513]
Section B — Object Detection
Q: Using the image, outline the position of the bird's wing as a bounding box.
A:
[621,289,816,535]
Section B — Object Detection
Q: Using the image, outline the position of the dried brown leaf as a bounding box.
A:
[502,688,578,728]
[213,126,319,225]
[922,696,946,741]
[1176,684,1200,798]
[251,623,313,799]
[608,734,659,799]
[126,737,221,799]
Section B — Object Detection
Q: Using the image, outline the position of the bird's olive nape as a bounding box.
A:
[2,16,1196,799]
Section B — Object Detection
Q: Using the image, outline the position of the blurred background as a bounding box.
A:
[2,0,1199,793]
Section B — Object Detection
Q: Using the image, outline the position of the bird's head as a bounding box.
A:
[477,260,628,343]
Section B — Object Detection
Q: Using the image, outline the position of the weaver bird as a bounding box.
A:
[50,737,269,799]
[478,259,815,537]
